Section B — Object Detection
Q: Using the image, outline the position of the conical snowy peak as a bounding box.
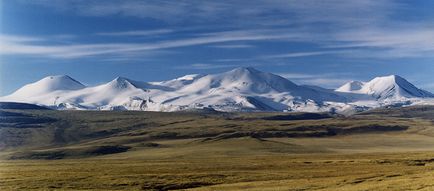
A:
[7,75,85,98]
[33,75,85,91]
[337,75,434,100]
[200,66,299,94]
[336,81,365,93]
[105,77,137,90]
[362,75,433,99]
[104,77,173,91]
[112,76,129,82]
[223,67,282,82]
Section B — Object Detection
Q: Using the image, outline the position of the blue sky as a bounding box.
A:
[1,0,434,95]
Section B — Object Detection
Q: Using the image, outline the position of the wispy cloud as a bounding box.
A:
[0,30,307,59]
[298,78,352,88]
[0,34,43,42]
[214,58,252,62]
[212,50,350,64]
[176,63,236,70]
[96,29,173,37]
[317,25,434,59]
[278,72,353,88]
[278,73,319,79]
[209,44,254,49]
[7,0,434,61]
[261,50,347,59]
[3,24,434,61]
[25,0,400,28]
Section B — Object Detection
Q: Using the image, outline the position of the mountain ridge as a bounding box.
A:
[1,67,433,113]
[336,75,434,100]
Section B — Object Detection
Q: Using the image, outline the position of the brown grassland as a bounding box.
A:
[1,106,434,190]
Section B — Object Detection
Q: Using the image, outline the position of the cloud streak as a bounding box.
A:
[176,63,237,70]
[25,0,400,28]
[5,0,434,61]
[3,23,434,60]
[0,30,308,58]
[326,26,434,58]
[261,50,348,59]
[278,72,353,88]
[209,44,255,49]
[96,29,174,37]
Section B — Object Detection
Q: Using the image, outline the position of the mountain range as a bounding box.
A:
[1,67,433,113]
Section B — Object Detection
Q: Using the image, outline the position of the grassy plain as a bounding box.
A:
[1,106,434,190]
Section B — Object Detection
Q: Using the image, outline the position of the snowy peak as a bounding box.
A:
[214,67,298,93]
[177,67,346,104]
[2,69,434,113]
[368,75,405,88]
[8,75,85,98]
[336,81,365,93]
[363,75,433,99]
[336,75,433,100]
[105,76,172,91]
[35,75,85,91]
[224,67,281,81]
[226,67,260,75]
[158,67,299,94]
[106,77,136,90]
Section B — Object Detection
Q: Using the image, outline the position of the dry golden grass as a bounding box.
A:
[1,107,434,190]
[1,152,434,190]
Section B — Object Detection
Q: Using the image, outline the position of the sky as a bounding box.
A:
[1,0,434,95]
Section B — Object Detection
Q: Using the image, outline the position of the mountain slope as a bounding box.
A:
[178,67,344,100]
[336,75,434,100]
[6,75,85,98]
[1,75,86,105]
[150,74,205,90]
[48,77,167,110]
[361,75,434,99]
[155,67,347,111]
[336,81,365,93]
[179,67,299,94]
[1,68,433,113]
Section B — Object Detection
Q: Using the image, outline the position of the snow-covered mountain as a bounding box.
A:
[1,68,433,113]
[149,67,348,112]
[335,75,434,100]
[335,81,365,93]
[6,75,85,98]
[150,74,205,90]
